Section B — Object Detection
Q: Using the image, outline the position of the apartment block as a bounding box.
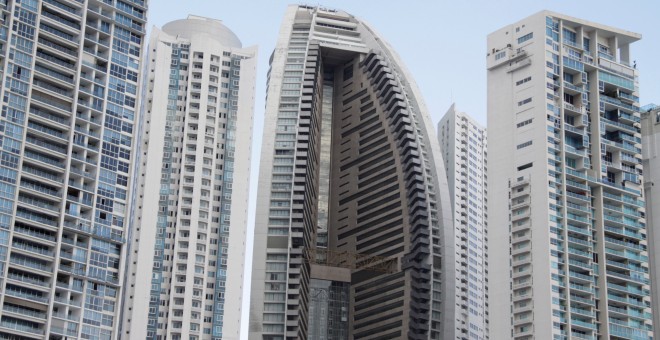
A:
[438,104,489,339]
[249,5,454,340]
[641,103,660,337]
[488,11,652,340]
[121,16,256,340]
[0,0,148,338]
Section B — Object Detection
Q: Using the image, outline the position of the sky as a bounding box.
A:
[147,1,660,337]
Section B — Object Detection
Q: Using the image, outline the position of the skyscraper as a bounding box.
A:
[438,104,489,339]
[0,0,147,338]
[120,16,256,340]
[641,103,660,336]
[488,11,652,340]
[249,5,454,340]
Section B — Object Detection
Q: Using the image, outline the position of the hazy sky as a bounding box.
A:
[147,1,659,337]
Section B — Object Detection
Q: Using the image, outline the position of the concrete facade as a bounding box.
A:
[121,16,256,340]
[488,11,652,340]
[641,104,660,337]
[438,105,489,339]
[249,5,454,340]
[0,0,148,338]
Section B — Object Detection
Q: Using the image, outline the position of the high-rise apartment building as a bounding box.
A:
[438,104,488,339]
[120,16,256,340]
[249,5,454,340]
[0,0,147,338]
[488,11,653,340]
[641,103,660,336]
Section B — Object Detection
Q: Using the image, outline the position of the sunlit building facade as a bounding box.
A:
[121,16,256,340]
[0,0,148,338]
[438,105,489,339]
[488,11,653,340]
[250,5,454,340]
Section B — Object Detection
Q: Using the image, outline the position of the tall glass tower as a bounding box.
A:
[488,11,653,340]
[0,0,147,338]
[249,5,454,340]
[120,16,257,340]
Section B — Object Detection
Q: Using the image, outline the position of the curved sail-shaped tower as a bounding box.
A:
[250,5,454,339]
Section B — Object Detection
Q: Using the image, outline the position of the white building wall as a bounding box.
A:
[438,105,489,340]
[123,16,256,340]
[488,10,652,340]
[642,106,660,337]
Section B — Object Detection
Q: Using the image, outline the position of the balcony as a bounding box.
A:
[601,94,639,113]
[18,195,60,213]
[24,150,65,169]
[4,285,49,304]
[606,270,649,284]
[21,165,64,184]
[9,255,51,273]
[39,23,77,44]
[32,79,73,98]
[0,317,44,336]
[2,304,47,320]
[607,282,651,297]
[34,65,75,88]
[50,324,79,337]
[42,0,80,17]
[25,135,68,155]
[13,224,56,242]
[604,226,644,240]
[38,37,76,57]
[7,271,50,288]
[12,240,54,257]
[29,107,70,127]
[31,93,72,113]
[41,9,81,31]
[53,295,82,307]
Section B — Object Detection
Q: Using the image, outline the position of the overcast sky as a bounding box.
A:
[147,1,660,337]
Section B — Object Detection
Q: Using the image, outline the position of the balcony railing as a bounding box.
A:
[13,225,56,242]
[39,23,76,42]
[4,286,48,303]
[2,304,47,319]
[7,271,50,287]
[43,0,79,16]
[38,37,76,56]
[29,107,70,126]
[0,320,43,335]
[41,10,81,30]
[21,166,63,183]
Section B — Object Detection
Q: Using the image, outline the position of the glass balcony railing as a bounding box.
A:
[17,195,59,212]
[21,166,63,183]
[33,79,73,98]
[34,64,75,85]
[38,37,76,56]
[7,271,50,287]
[26,136,67,154]
[2,304,47,319]
[12,241,53,256]
[607,282,650,296]
[24,150,65,168]
[29,107,70,126]
[13,225,55,242]
[43,0,79,16]
[41,10,81,30]
[0,319,44,335]
[606,270,649,284]
[31,92,72,111]
[39,23,76,42]
[601,94,639,113]
[4,286,48,303]
[604,237,645,252]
